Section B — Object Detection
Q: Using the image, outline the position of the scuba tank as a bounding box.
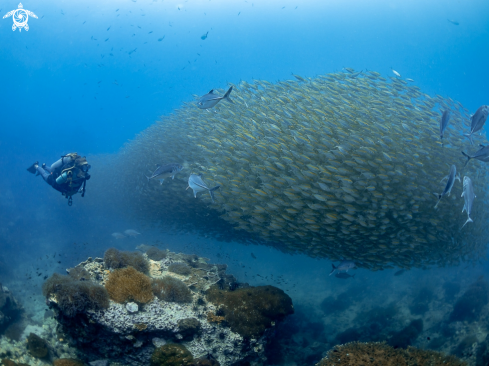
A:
[56,170,72,184]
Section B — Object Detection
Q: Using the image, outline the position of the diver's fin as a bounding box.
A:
[27,161,39,174]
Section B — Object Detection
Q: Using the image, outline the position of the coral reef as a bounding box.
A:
[316,341,466,366]
[44,249,288,366]
[206,285,294,339]
[168,262,192,276]
[103,248,149,274]
[0,284,23,336]
[150,344,194,366]
[105,266,153,304]
[67,267,91,281]
[145,246,168,261]
[152,276,192,303]
[1,360,28,366]
[52,359,85,366]
[43,273,109,317]
[26,333,49,359]
[449,276,489,322]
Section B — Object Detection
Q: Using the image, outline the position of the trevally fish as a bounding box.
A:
[461,176,475,228]
[464,105,489,144]
[146,163,183,184]
[124,229,141,237]
[461,144,489,167]
[187,174,220,203]
[197,87,233,109]
[434,165,460,208]
[329,260,355,276]
[111,232,126,239]
[439,110,451,144]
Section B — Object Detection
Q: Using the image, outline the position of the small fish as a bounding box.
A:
[447,19,459,25]
[394,269,405,276]
[461,176,475,228]
[464,105,489,144]
[124,229,141,237]
[111,232,126,239]
[107,26,111,31]
[329,260,355,276]
[461,144,489,167]
[433,165,460,208]
[406,78,414,82]
[439,110,451,143]
[391,69,401,77]
[187,174,220,203]
[201,31,209,40]
[158,36,165,41]
[197,87,234,109]
[251,253,257,259]
[146,163,183,184]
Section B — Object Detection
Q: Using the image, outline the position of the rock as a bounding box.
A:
[26,332,49,358]
[151,344,194,366]
[126,302,139,313]
[177,318,202,341]
[152,338,167,348]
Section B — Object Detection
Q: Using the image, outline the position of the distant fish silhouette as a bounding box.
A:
[447,19,459,25]
[201,31,209,40]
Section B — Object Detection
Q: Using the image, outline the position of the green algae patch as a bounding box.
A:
[206,285,293,339]
[150,344,194,366]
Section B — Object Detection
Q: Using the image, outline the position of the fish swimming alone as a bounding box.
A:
[329,260,355,276]
[197,87,233,109]
[111,232,126,239]
[461,144,489,167]
[434,165,460,208]
[187,174,220,203]
[201,31,209,40]
[391,69,401,77]
[146,163,183,184]
[447,19,459,25]
[461,176,475,228]
[439,110,451,144]
[124,229,141,237]
[464,105,489,144]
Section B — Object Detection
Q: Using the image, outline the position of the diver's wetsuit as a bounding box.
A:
[36,156,82,193]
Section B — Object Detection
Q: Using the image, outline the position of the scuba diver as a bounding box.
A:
[27,153,91,206]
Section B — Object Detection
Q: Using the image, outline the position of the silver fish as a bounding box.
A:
[461,176,475,228]
[111,232,126,239]
[124,229,141,236]
[434,165,460,208]
[461,144,489,167]
[440,110,451,143]
[146,163,183,184]
[464,105,489,144]
[197,86,233,109]
[187,174,220,203]
[329,260,355,276]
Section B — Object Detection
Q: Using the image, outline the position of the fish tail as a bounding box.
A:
[433,193,441,208]
[329,264,336,276]
[461,217,473,229]
[146,176,151,181]
[461,151,471,167]
[463,133,474,144]
[209,185,220,203]
[223,86,234,103]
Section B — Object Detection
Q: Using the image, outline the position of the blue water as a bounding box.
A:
[1,0,489,364]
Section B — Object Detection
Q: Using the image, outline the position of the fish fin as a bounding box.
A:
[223,86,234,103]
[461,203,466,212]
[461,217,473,229]
[159,179,165,184]
[440,175,448,183]
[329,264,336,276]
[463,133,474,144]
[455,174,461,183]
[461,151,471,167]
[171,174,175,179]
[208,89,214,94]
[209,185,220,203]
[186,186,190,190]
[433,193,441,208]
[146,176,151,181]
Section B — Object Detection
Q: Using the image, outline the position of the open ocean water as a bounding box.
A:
[1,0,489,365]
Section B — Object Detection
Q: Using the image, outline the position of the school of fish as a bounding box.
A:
[110,69,489,270]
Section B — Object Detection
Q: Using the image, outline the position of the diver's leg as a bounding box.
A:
[36,166,51,182]
[50,156,73,171]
